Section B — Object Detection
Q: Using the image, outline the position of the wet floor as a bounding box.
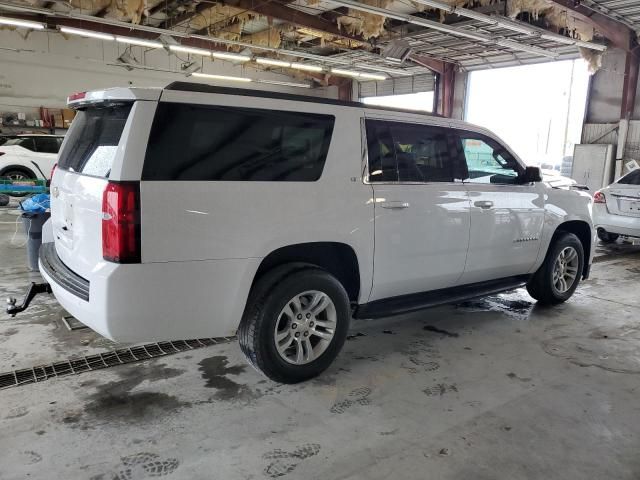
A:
[1,201,640,480]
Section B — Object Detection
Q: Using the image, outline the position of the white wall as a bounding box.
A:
[0,29,337,120]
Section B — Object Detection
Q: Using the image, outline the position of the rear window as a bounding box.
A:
[58,103,132,178]
[618,169,640,185]
[142,103,335,181]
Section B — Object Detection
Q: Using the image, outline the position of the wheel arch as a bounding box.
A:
[554,220,592,278]
[252,242,361,302]
[0,164,37,178]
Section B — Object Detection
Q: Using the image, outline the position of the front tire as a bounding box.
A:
[238,266,350,384]
[527,232,584,305]
[597,228,619,244]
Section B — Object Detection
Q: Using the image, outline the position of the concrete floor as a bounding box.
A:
[1,202,640,480]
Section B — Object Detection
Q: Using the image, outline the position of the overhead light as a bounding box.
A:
[60,27,114,41]
[169,45,211,56]
[212,51,252,62]
[291,62,323,72]
[331,68,361,77]
[0,17,44,30]
[257,79,311,88]
[256,58,291,68]
[116,36,163,48]
[192,72,252,83]
[359,72,387,81]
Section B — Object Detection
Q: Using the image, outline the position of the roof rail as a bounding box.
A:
[164,82,440,117]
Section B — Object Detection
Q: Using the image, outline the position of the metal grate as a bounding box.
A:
[0,337,235,390]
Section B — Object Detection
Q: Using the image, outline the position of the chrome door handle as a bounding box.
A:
[474,200,494,209]
[380,201,410,210]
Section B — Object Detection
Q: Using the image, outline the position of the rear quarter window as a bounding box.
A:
[57,103,132,178]
[142,102,335,181]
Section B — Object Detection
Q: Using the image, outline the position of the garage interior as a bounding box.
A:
[1,0,640,478]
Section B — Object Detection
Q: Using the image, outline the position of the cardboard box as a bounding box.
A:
[62,108,75,128]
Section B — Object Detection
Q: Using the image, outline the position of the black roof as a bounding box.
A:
[164,82,440,117]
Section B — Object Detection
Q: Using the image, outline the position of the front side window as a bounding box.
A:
[618,169,640,185]
[366,120,461,183]
[34,137,62,154]
[5,137,36,151]
[456,132,522,185]
[142,103,335,181]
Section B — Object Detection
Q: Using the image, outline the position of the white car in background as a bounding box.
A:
[0,134,64,183]
[593,169,640,243]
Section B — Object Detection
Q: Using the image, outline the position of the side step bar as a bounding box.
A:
[6,282,52,317]
[354,275,530,319]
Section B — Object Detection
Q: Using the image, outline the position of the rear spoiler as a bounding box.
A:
[66,87,162,109]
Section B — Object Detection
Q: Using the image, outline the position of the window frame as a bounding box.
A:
[453,128,527,187]
[362,118,466,185]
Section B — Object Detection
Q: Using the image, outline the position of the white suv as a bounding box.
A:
[38,83,595,383]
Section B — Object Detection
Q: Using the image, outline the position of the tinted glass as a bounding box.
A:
[4,137,36,151]
[58,103,132,178]
[142,103,335,181]
[618,169,640,185]
[34,137,62,154]
[366,120,460,183]
[456,132,521,184]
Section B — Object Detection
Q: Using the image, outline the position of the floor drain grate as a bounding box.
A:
[0,337,235,390]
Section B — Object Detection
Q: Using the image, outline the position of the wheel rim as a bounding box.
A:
[552,246,580,294]
[274,290,337,365]
[4,172,28,181]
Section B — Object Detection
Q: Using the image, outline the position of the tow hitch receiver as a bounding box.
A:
[6,283,52,317]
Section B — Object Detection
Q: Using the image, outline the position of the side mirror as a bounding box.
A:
[521,166,542,183]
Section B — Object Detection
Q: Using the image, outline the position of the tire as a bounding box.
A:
[0,167,37,198]
[527,232,584,305]
[238,265,351,384]
[597,228,619,244]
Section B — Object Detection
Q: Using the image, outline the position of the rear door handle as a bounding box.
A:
[380,201,410,210]
[474,200,494,209]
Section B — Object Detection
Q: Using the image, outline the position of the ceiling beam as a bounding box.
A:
[548,0,639,55]
[159,1,211,29]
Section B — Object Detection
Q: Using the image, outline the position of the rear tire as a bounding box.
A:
[527,232,584,305]
[238,265,350,384]
[0,167,37,198]
[597,228,619,244]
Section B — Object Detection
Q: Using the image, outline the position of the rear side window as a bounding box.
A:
[34,137,62,154]
[365,119,463,183]
[58,103,132,178]
[618,169,640,185]
[142,103,335,181]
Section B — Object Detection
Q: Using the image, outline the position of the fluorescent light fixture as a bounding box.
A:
[212,52,251,62]
[116,36,163,48]
[0,17,44,29]
[60,27,114,41]
[257,79,311,88]
[192,72,251,82]
[291,62,323,72]
[169,45,211,56]
[256,58,291,68]
[359,72,387,81]
[331,68,361,77]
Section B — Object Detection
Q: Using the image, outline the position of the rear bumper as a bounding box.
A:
[593,204,640,237]
[40,243,261,342]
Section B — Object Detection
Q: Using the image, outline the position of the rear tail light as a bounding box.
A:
[67,91,86,103]
[102,181,141,263]
[593,191,606,204]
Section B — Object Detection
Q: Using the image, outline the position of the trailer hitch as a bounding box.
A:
[6,283,52,317]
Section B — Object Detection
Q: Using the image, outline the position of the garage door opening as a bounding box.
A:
[466,59,591,171]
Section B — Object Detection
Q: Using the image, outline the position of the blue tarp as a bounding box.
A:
[20,194,50,213]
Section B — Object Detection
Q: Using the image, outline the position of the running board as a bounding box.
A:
[354,275,530,319]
